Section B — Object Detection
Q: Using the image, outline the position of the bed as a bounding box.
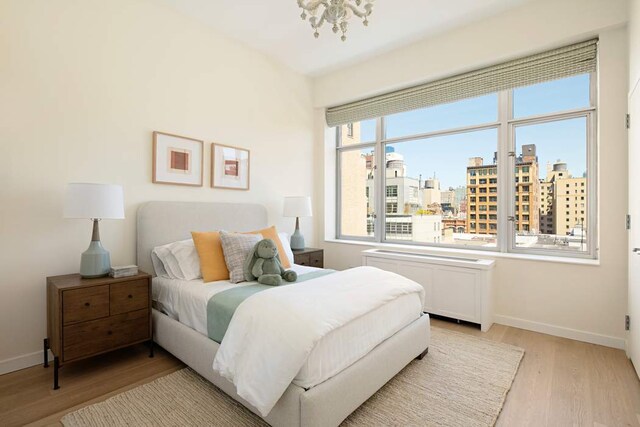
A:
[137,201,430,427]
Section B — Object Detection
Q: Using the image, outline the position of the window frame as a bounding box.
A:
[335,72,598,259]
[507,109,597,258]
[335,125,378,242]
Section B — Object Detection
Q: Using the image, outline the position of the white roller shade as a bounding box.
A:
[326,39,597,127]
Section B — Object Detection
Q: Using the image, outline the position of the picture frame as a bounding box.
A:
[152,131,204,187]
[211,143,250,190]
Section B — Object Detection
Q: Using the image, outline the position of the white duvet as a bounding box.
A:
[212,266,425,417]
[152,266,422,390]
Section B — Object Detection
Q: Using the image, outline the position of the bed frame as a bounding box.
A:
[137,201,430,427]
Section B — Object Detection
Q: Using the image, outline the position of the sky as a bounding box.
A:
[357,73,590,189]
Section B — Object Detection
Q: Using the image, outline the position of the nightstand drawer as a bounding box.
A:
[62,309,150,362]
[309,252,323,268]
[295,253,310,266]
[63,286,109,325]
[110,279,149,315]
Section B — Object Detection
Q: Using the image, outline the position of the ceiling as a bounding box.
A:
[161,0,535,76]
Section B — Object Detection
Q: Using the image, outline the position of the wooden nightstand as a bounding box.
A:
[44,272,153,389]
[292,248,324,268]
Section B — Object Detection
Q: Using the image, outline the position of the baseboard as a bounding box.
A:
[494,314,625,350]
[0,349,53,375]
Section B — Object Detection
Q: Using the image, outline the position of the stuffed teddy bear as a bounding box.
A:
[244,238,297,286]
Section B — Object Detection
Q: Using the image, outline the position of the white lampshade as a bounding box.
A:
[283,196,312,218]
[64,183,125,219]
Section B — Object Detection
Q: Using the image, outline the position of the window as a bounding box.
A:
[335,71,596,259]
[511,115,591,253]
[383,128,497,247]
[385,94,498,139]
[339,120,376,147]
[513,74,590,118]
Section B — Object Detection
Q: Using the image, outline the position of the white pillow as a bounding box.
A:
[152,244,183,279]
[278,232,294,265]
[152,239,201,280]
[150,251,169,277]
[169,239,201,280]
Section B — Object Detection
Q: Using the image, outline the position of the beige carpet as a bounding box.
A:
[62,327,524,427]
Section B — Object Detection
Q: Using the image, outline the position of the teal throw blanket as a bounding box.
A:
[207,270,335,343]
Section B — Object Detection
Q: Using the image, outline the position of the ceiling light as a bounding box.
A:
[298,0,374,41]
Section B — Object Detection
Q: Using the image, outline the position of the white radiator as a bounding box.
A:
[362,249,495,332]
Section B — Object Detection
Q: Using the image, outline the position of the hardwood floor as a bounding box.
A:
[433,319,640,427]
[1,320,639,426]
[0,345,184,426]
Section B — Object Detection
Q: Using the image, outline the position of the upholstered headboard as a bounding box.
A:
[136,201,268,275]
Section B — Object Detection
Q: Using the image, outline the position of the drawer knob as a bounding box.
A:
[128,294,133,299]
[107,330,113,335]
[84,302,90,307]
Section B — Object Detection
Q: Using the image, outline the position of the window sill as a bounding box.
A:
[323,238,600,266]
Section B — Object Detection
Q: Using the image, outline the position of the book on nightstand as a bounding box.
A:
[109,265,139,278]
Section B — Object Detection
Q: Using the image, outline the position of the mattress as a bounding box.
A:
[152,265,423,389]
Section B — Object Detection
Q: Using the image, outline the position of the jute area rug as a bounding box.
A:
[62,327,524,427]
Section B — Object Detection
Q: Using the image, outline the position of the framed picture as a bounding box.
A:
[152,131,203,186]
[211,143,250,190]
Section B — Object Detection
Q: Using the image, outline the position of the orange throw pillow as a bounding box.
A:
[191,231,230,283]
[244,226,291,269]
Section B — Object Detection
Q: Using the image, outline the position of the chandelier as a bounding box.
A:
[297,0,374,41]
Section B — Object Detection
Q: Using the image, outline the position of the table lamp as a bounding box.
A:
[64,183,125,278]
[283,196,312,250]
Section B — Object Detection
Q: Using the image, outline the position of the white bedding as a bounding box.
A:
[152,265,423,405]
[214,266,425,416]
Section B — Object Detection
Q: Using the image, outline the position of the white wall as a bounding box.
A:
[314,0,630,348]
[0,0,314,371]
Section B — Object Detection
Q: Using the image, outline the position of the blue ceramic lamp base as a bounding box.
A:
[290,216,305,250]
[80,219,111,278]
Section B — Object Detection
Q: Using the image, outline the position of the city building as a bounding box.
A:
[452,185,467,216]
[338,122,368,237]
[514,144,540,234]
[366,147,421,217]
[466,144,540,235]
[362,147,442,240]
[440,187,459,214]
[422,178,441,206]
[465,156,499,235]
[539,161,587,236]
[442,217,466,233]
[385,214,443,243]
